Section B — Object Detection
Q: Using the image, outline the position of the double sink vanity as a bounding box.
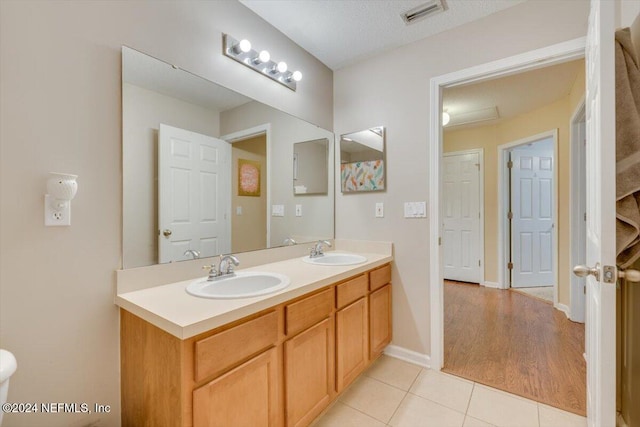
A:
[115,241,393,427]
[119,45,392,427]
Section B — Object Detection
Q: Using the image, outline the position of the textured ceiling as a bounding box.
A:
[443,59,584,130]
[240,0,526,70]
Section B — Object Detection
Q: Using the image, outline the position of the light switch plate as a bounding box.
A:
[236,206,243,215]
[271,204,285,217]
[404,201,427,218]
[295,204,302,217]
[375,202,384,218]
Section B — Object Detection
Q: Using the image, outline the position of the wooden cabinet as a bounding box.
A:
[193,348,279,427]
[335,274,369,393]
[336,297,368,392]
[284,318,334,427]
[120,262,392,427]
[369,284,392,358]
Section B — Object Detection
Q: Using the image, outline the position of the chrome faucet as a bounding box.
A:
[283,237,297,246]
[183,249,200,260]
[202,254,240,281]
[219,254,240,276]
[309,240,332,258]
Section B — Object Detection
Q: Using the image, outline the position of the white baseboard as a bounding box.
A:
[482,281,500,288]
[555,303,571,319]
[383,345,431,368]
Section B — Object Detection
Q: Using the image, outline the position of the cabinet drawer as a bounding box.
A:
[194,311,278,382]
[369,264,391,291]
[286,288,333,336]
[336,274,368,309]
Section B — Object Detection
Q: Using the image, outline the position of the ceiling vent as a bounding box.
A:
[402,0,446,25]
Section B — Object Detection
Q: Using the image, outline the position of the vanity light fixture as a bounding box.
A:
[223,34,302,91]
[44,172,78,226]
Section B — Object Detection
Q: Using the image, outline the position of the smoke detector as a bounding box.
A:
[401,0,447,25]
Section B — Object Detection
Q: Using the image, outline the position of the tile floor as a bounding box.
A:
[312,355,587,427]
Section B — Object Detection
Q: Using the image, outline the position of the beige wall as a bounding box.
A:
[334,0,589,356]
[232,135,267,253]
[0,1,332,426]
[221,101,335,246]
[122,83,222,268]
[444,62,585,307]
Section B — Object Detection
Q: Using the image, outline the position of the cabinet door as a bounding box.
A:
[369,284,392,358]
[336,297,368,392]
[193,347,279,427]
[285,317,334,427]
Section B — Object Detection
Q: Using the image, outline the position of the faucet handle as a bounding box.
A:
[202,264,218,280]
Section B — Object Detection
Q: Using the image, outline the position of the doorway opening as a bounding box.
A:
[221,124,272,250]
[431,37,588,415]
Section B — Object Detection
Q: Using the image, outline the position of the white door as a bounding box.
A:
[510,139,554,288]
[443,151,482,283]
[158,124,231,263]
[581,1,616,425]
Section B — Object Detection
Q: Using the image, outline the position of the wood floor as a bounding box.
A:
[443,280,587,416]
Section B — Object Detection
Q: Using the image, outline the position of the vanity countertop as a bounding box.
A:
[116,251,392,339]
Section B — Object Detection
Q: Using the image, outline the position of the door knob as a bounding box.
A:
[573,263,600,280]
[162,229,172,237]
[618,268,640,282]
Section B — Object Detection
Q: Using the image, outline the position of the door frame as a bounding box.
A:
[428,36,586,370]
[221,123,272,247]
[570,99,587,323]
[497,131,559,303]
[442,148,485,285]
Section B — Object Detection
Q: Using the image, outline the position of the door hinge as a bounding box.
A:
[584,212,587,221]
[508,262,514,270]
[438,237,442,246]
[478,260,481,267]
[507,160,513,169]
[507,211,513,220]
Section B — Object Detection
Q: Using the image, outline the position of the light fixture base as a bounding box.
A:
[44,194,71,226]
[223,34,298,91]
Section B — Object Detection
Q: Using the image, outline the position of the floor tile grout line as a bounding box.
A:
[464,382,477,416]
[405,390,469,418]
[364,372,421,394]
[338,399,398,425]
[385,389,409,426]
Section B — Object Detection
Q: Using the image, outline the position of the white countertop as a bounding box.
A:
[116,251,392,339]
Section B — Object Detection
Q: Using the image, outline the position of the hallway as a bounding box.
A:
[443,281,586,416]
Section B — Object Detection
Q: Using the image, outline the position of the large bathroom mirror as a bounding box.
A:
[122,46,334,268]
[293,138,329,195]
[339,126,385,192]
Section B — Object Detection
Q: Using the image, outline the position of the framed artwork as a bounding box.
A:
[238,159,261,196]
[340,160,385,192]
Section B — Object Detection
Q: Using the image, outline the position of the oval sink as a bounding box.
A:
[302,252,367,266]
[186,272,290,299]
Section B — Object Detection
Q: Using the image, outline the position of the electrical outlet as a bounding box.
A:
[295,204,302,217]
[375,202,384,218]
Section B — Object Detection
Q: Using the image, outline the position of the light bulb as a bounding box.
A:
[238,39,251,53]
[292,71,302,82]
[258,50,270,63]
[442,111,450,126]
[277,61,288,73]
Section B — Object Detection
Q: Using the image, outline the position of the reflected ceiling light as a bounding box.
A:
[442,111,450,126]
[223,33,301,91]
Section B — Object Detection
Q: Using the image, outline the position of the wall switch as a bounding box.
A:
[271,204,285,217]
[404,201,427,218]
[375,202,384,218]
[236,206,243,215]
[295,204,302,217]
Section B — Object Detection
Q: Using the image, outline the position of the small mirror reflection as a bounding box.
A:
[340,126,385,192]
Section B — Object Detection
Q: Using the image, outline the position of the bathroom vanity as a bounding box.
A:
[117,249,392,427]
